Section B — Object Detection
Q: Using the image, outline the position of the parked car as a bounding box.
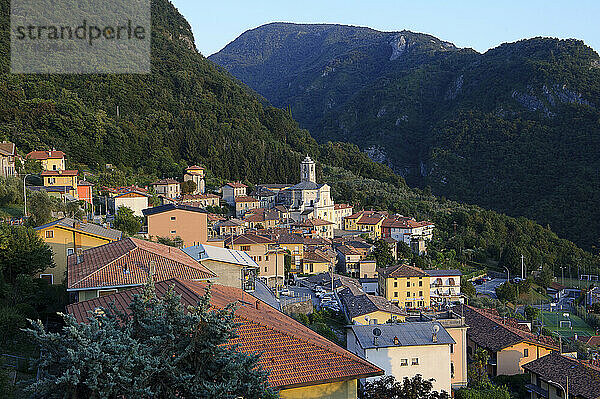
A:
[280,288,292,296]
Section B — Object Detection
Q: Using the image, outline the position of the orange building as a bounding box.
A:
[143,204,208,247]
[77,180,93,204]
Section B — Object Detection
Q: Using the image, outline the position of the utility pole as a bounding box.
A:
[521,254,525,279]
[22,173,32,218]
[561,266,565,287]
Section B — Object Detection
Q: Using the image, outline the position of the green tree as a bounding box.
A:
[539,264,554,287]
[524,305,540,321]
[468,349,491,389]
[155,236,184,248]
[113,206,141,236]
[495,282,517,303]
[25,283,276,399]
[363,375,450,399]
[26,190,53,227]
[370,240,395,268]
[462,278,476,298]
[180,180,197,195]
[0,225,54,286]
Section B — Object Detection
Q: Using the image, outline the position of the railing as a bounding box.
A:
[280,293,312,307]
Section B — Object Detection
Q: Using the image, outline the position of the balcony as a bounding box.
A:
[525,384,548,398]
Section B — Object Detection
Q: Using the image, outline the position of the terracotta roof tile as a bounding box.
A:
[523,352,600,399]
[40,170,78,176]
[453,304,557,351]
[26,150,64,160]
[380,264,428,278]
[67,238,215,290]
[66,279,383,389]
[235,195,259,203]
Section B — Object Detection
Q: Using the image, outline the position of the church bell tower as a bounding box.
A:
[300,155,316,183]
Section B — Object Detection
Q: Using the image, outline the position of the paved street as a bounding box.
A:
[475,278,507,299]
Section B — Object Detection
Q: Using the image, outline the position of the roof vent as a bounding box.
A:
[393,336,399,345]
[373,327,381,346]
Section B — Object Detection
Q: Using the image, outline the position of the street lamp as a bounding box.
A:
[22,173,33,218]
[503,266,510,282]
[547,377,568,399]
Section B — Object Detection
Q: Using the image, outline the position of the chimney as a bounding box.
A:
[255,300,260,310]
[76,248,84,264]
[432,332,438,343]
[149,260,156,277]
[373,336,378,346]
[393,336,399,345]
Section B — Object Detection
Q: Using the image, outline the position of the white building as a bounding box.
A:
[386,217,435,244]
[278,156,335,224]
[151,178,180,200]
[347,322,454,394]
[184,165,205,195]
[221,182,247,206]
[334,204,353,230]
[112,190,150,217]
[424,269,462,305]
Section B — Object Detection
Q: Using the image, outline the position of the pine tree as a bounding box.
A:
[25,283,277,399]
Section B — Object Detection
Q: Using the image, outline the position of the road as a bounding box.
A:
[475,278,507,299]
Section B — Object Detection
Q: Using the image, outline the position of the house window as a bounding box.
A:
[419,281,423,287]
[407,292,411,297]
[419,291,423,297]
[258,256,262,262]
[394,292,398,298]
[451,362,455,378]
[241,245,250,251]
[40,274,53,284]
[264,267,267,273]
[450,344,454,354]
[98,289,117,297]
[67,248,75,256]
[400,359,408,366]
[170,216,176,221]
[394,282,398,287]
[45,230,54,238]
[406,281,410,288]
[411,358,419,365]
[524,348,529,357]
[170,230,176,234]
[265,255,269,261]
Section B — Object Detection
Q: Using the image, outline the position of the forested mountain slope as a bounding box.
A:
[210,23,600,249]
[0,1,597,276]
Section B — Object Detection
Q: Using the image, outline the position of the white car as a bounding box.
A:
[280,289,292,296]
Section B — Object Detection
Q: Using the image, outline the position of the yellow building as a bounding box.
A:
[26,150,66,171]
[35,218,122,285]
[343,210,388,238]
[40,170,79,199]
[67,279,383,398]
[378,264,431,309]
[338,287,407,325]
[302,249,332,275]
[456,304,557,376]
[276,234,304,274]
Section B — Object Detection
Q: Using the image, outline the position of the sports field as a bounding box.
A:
[539,311,595,338]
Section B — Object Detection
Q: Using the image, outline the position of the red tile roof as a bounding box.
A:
[67,238,215,290]
[453,304,557,351]
[26,150,65,160]
[0,142,16,156]
[186,165,204,170]
[226,182,247,188]
[380,264,429,278]
[40,170,78,176]
[67,279,383,389]
[180,194,219,201]
[577,335,600,347]
[334,204,352,210]
[225,233,274,246]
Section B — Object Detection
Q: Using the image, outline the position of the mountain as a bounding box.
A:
[0,1,597,275]
[210,23,600,249]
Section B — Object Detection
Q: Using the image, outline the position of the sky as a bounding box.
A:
[170,0,599,57]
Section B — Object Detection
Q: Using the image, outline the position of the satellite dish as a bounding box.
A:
[373,327,382,337]
[433,324,440,334]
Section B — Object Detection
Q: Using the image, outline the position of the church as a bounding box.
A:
[277,156,335,224]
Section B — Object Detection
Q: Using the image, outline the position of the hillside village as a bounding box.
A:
[2,142,600,397]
